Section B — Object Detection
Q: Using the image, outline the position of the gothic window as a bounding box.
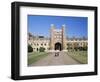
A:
[44,43,46,46]
[37,48,38,51]
[81,43,83,45]
[41,43,43,46]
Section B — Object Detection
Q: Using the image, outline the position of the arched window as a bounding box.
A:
[41,43,43,46]
[44,43,46,46]
[37,48,38,51]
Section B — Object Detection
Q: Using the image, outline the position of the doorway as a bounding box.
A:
[55,42,62,51]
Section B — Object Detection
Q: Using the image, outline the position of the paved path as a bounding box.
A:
[29,52,80,66]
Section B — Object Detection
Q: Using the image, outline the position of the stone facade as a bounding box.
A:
[50,24,67,51]
[28,24,88,52]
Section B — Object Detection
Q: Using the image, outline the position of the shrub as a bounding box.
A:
[39,47,45,52]
[83,46,87,51]
[28,44,33,52]
[74,47,79,51]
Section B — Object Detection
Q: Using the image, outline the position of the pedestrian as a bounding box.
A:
[55,49,59,57]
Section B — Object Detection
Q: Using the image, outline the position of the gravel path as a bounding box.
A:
[29,52,80,66]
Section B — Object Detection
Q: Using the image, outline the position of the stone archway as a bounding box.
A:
[55,42,62,51]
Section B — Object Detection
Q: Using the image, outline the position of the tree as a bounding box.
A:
[67,43,72,51]
[83,46,87,51]
[78,47,83,51]
[73,42,78,51]
[39,47,45,52]
[28,44,33,52]
[82,42,87,51]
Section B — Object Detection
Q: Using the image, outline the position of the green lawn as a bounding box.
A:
[28,52,48,66]
[67,51,88,64]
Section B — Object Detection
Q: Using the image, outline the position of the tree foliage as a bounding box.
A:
[39,47,45,52]
[28,44,33,52]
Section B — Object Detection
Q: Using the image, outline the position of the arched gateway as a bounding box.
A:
[55,42,62,51]
[50,24,67,51]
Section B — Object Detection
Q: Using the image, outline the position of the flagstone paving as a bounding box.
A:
[29,51,80,66]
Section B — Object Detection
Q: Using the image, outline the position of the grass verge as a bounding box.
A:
[28,52,48,65]
[67,51,88,64]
